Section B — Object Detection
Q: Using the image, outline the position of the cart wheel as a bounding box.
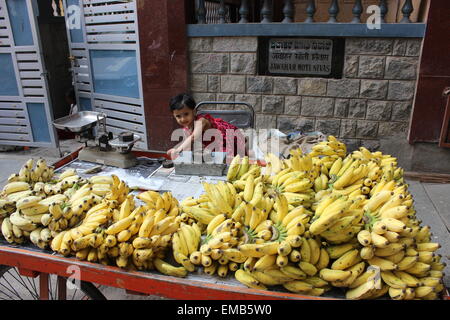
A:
[0,265,106,300]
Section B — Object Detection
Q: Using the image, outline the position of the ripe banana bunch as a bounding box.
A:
[237,236,331,297]
[265,169,315,211]
[309,136,346,158]
[2,217,20,244]
[1,181,30,197]
[180,202,216,225]
[351,147,404,185]
[226,155,263,182]
[180,181,239,224]
[56,174,84,192]
[355,184,446,300]
[276,236,331,296]
[284,151,313,173]
[329,158,370,192]
[7,211,38,244]
[263,153,285,176]
[75,190,180,270]
[7,159,54,185]
[273,169,315,195]
[172,222,201,272]
[103,175,130,204]
[201,181,237,216]
[195,215,243,277]
[309,195,363,242]
[43,202,82,234]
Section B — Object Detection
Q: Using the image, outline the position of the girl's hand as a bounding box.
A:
[167,148,179,160]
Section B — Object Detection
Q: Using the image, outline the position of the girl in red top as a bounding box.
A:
[167,93,247,161]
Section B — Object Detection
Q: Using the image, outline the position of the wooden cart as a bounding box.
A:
[0,149,448,300]
[0,148,337,300]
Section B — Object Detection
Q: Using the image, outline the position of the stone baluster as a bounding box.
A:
[51,0,58,16]
[351,0,362,23]
[282,0,294,23]
[379,0,388,23]
[197,0,207,24]
[239,0,249,23]
[218,0,226,23]
[327,0,339,23]
[401,0,413,23]
[304,0,316,23]
[261,0,273,23]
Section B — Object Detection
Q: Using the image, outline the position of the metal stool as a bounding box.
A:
[194,101,255,129]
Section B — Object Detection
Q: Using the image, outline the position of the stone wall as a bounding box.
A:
[187,37,423,152]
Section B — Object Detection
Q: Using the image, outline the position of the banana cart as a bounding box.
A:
[0,147,338,301]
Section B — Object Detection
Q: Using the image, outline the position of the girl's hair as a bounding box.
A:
[169,93,196,111]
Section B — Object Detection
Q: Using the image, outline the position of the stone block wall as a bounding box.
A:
[187,37,423,151]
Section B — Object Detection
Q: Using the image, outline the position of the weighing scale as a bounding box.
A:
[53,111,141,168]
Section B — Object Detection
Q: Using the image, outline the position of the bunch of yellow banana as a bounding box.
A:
[51,189,181,270]
[236,265,330,297]
[274,236,332,296]
[1,216,26,244]
[266,169,315,211]
[309,195,364,242]
[271,166,315,194]
[193,214,243,277]
[180,181,239,224]
[329,159,370,193]
[236,236,332,297]
[5,159,55,185]
[284,151,313,173]
[355,184,446,300]
[1,181,31,198]
[350,147,404,185]
[6,210,40,244]
[180,201,216,226]
[172,222,201,272]
[41,201,81,235]
[263,153,285,177]
[309,136,346,158]
[226,155,262,182]
[55,169,85,192]
[104,193,180,269]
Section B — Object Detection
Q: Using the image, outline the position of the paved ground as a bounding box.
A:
[0,140,448,299]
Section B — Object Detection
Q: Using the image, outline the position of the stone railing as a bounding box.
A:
[187,0,427,38]
[194,0,422,24]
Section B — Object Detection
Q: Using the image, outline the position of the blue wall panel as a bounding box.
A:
[27,103,51,143]
[6,0,34,46]
[0,53,19,96]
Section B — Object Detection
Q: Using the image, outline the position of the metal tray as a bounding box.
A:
[53,111,105,133]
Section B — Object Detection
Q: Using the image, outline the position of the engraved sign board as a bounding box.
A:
[269,38,333,75]
[258,37,345,78]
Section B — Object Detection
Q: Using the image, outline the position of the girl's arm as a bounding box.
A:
[174,117,211,154]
